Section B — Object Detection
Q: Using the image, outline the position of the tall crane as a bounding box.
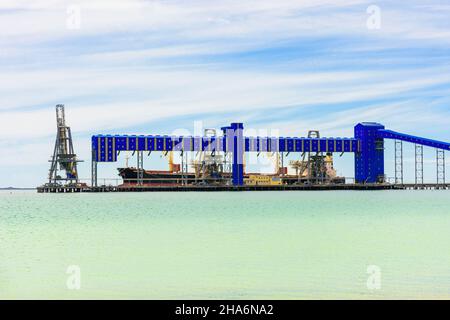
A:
[48,104,83,185]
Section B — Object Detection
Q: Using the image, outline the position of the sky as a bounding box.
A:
[1,0,450,187]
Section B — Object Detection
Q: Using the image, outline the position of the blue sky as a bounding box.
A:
[1,0,450,187]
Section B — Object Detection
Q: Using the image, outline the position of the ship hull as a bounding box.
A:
[118,167,196,186]
[117,168,345,186]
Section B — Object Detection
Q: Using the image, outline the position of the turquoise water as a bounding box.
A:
[0,190,449,299]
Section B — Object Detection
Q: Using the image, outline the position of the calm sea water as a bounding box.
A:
[0,190,449,299]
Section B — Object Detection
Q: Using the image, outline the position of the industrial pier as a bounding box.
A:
[38,105,449,193]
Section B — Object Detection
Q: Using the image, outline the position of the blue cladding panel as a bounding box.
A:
[226,136,233,153]
[295,139,302,152]
[148,137,155,151]
[155,137,163,151]
[191,137,196,151]
[355,123,385,184]
[137,137,145,151]
[327,139,334,152]
[258,138,264,151]
[166,136,173,151]
[279,138,286,152]
[270,138,278,152]
[100,137,106,161]
[311,139,318,152]
[304,140,311,152]
[129,137,137,151]
[92,137,98,160]
[287,138,294,152]
[115,137,125,151]
[320,139,327,152]
[173,137,182,151]
[344,139,350,152]
[181,137,190,151]
[193,137,201,151]
[352,140,357,152]
[336,140,342,152]
[106,137,113,161]
[252,137,257,152]
[202,138,209,151]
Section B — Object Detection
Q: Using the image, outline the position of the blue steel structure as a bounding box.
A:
[91,122,450,186]
[355,123,386,184]
[221,123,245,186]
[377,129,450,150]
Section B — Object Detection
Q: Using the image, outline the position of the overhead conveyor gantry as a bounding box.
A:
[91,122,359,186]
[378,129,450,151]
[377,128,450,185]
[91,122,449,187]
[355,123,450,184]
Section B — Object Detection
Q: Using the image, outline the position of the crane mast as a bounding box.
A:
[48,104,83,185]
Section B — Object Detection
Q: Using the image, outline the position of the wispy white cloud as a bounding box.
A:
[1,65,450,141]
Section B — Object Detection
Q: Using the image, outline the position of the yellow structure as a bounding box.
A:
[163,151,175,172]
[244,175,282,186]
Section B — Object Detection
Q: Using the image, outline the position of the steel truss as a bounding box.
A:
[394,140,403,185]
[437,149,445,185]
[137,151,144,186]
[48,104,83,185]
[91,150,97,187]
[415,144,423,185]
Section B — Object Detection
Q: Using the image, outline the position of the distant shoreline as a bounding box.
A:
[0,187,36,190]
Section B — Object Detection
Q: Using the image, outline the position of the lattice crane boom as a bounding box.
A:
[48,104,83,184]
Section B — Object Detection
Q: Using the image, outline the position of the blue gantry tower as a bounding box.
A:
[355,123,386,184]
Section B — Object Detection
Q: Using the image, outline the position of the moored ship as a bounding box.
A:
[117,152,345,186]
[117,129,345,187]
[118,166,345,186]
